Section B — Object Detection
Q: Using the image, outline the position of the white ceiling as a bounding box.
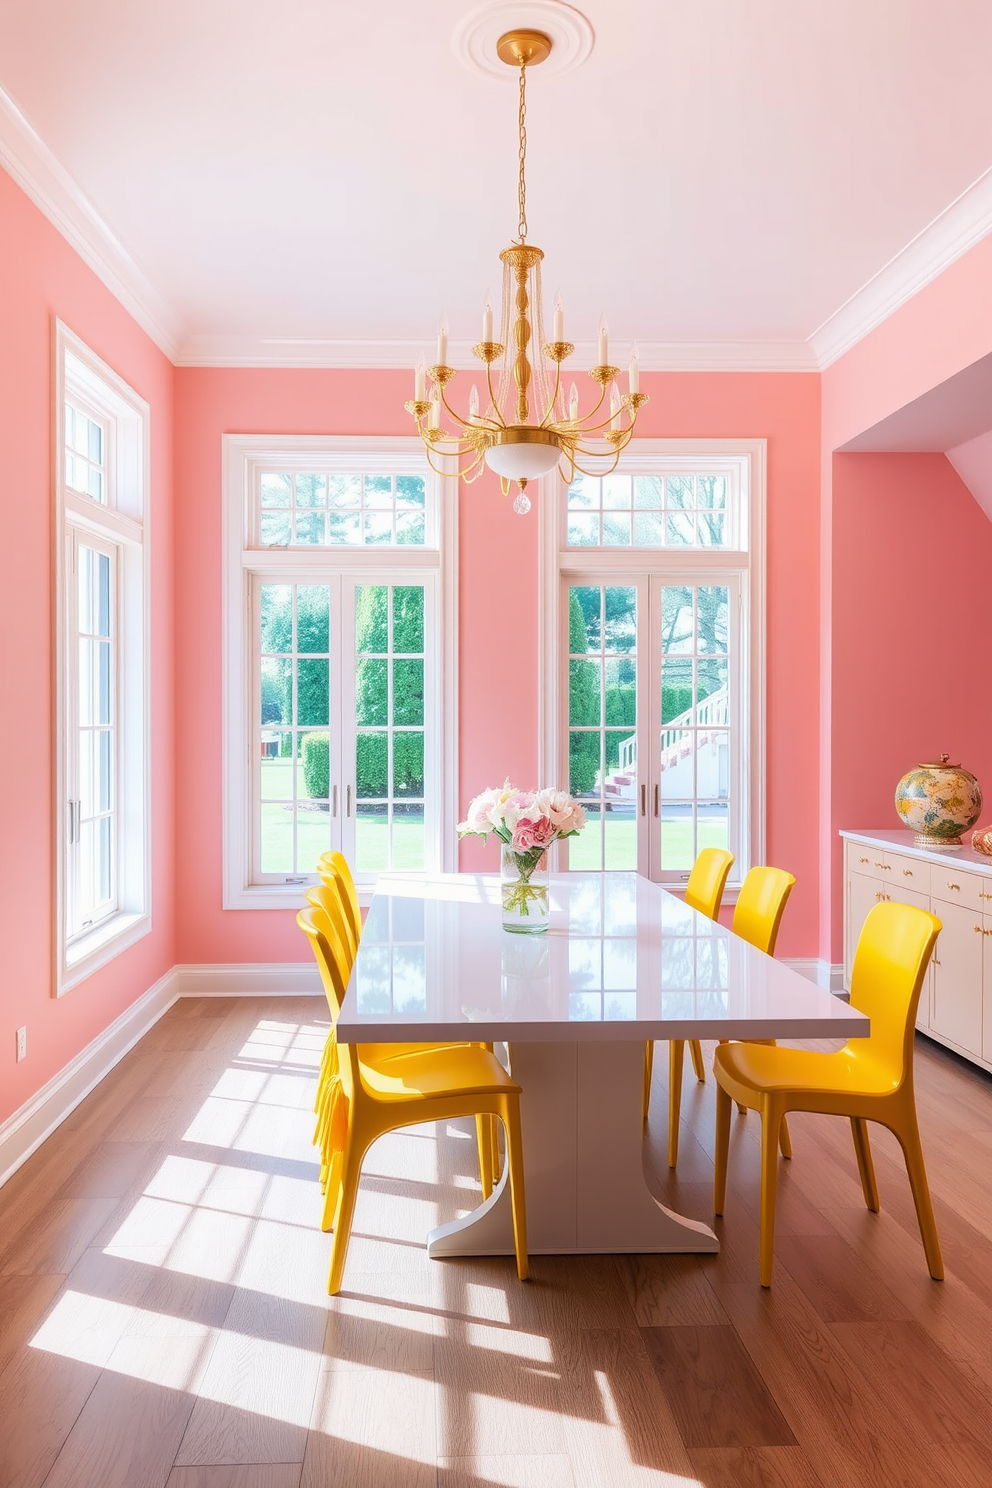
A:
[2,0,992,366]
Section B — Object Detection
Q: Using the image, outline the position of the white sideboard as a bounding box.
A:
[841,830,992,1073]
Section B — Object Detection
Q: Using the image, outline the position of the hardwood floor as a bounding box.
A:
[1,995,991,1488]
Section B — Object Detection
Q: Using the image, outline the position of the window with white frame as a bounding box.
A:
[541,443,764,890]
[223,438,456,908]
[55,324,150,992]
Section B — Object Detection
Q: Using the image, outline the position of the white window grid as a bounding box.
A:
[566,469,740,550]
[64,400,108,504]
[256,469,428,548]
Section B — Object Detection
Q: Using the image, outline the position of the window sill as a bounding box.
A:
[59,911,151,996]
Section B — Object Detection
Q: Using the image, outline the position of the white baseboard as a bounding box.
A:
[0,968,179,1189]
[175,963,321,997]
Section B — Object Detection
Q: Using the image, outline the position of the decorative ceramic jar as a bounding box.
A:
[500,844,550,933]
[972,826,992,857]
[894,754,983,848]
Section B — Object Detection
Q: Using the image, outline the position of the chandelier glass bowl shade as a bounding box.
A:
[404,27,647,514]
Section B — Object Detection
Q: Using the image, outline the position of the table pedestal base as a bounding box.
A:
[428,1039,719,1257]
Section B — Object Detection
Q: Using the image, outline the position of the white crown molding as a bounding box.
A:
[0,969,178,1189]
[808,166,992,370]
[0,82,184,362]
[177,334,819,373]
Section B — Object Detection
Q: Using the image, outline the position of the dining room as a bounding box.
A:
[3,3,992,1486]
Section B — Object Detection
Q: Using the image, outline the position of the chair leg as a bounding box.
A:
[779,1114,792,1160]
[500,1100,529,1281]
[758,1101,783,1287]
[668,1041,685,1168]
[328,1132,364,1295]
[490,1114,502,1185]
[642,1041,655,1127]
[689,1038,706,1083]
[892,1116,944,1281]
[850,1117,878,1211]
[476,1114,493,1199]
[714,1081,732,1215]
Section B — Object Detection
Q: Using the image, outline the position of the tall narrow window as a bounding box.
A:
[543,442,764,890]
[224,438,455,908]
[55,323,150,993]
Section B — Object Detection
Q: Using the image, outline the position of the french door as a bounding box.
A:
[560,572,743,885]
[252,572,437,884]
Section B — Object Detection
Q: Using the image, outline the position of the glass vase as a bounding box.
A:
[500,843,550,934]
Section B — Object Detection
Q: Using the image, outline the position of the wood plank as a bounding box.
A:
[166,1469,303,1488]
[640,1324,796,1448]
[616,1254,729,1327]
[688,1445,827,1488]
[302,1368,437,1488]
[773,1234,914,1323]
[438,1456,575,1487]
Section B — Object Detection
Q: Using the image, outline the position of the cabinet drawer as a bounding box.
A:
[883,851,930,895]
[847,845,879,878]
[930,868,992,914]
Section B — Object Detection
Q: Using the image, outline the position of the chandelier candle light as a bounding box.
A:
[405,28,648,515]
[458,781,586,933]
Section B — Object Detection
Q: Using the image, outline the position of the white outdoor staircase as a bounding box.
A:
[600,686,730,802]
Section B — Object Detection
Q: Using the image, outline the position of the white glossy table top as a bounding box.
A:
[338,873,868,1043]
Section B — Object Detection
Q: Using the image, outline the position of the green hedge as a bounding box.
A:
[301,732,329,800]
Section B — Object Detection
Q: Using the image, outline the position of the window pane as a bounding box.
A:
[396,475,426,508]
[356,585,388,653]
[260,801,293,873]
[603,588,636,653]
[356,657,387,726]
[392,660,424,726]
[294,512,325,545]
[298,731,330,801]
[296,659,328,725]
[633,476,663,509]
[661,659,693,723]
[356,732,387,798]
[356,803,389,870]
[261,473,291,507]
[569,587,600,654]
[569,657,601,726]
[260,658,291,725]
[296,586,330,653]
[260,512,291,545]
[570,729,601,799]
[602,476,630,510]
[260,584,292,653]
[604,803,636,869]
[660,805,695,870]
[260,736,293,798]
[632,513,664,546]
[393,732,424,796]
[393,807,425,870]
[296,804,331,870]
[568,804,602,869]
[364,512,393,545]
[697,588,729,652]
[393,586,424,653]
[660,731,692,798]
[602,513,631,546]
[295,474,326,507]
[661,588,694,653]
[567,513,599,546]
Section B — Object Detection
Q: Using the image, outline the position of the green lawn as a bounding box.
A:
[567,816,729,871]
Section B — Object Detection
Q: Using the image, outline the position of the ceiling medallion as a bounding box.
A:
[406,24,645,514]
[453,1,594,80]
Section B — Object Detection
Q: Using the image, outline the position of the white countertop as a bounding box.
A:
[337,872,867,1043]
[840,828,992,874]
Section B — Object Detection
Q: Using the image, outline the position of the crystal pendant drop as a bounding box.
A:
[512,491,531,515]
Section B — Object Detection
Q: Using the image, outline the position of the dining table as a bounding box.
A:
[336,871,868,1258]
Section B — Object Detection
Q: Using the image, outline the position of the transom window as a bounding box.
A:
[64,403,107,503]
[566,468,740,549]
[256,470,427,547]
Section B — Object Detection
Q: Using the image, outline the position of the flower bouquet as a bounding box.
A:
[458,781,586,933]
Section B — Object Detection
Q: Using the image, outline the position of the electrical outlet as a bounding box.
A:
[16,1027,26,1062]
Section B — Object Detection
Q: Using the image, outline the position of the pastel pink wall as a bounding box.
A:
[173,367,821,963]
[0,169,175,1126]
[825,452,992,962]
[819,230,992,964]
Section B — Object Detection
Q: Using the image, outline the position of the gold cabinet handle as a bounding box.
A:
[903,869,914,876]
[979,891,992,900]
[932,956,941,966]
[874,861,885,869]
[859,855,870,864]
[947,882,961,891]
[974,924,983,934]
[640,784,646,817]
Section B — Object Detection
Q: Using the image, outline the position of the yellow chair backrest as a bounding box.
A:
[298,905,350,1017]
[298,907,363,1102]
[306,881,358,966]
[731,866,796,956]
[685,847,735,920]
[848,901,941,1083]
[318,851,362,945]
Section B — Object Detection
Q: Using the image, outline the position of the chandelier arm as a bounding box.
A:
[563,379,609,431]
[565,447,624,480]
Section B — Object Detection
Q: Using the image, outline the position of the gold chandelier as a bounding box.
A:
[405,27,647,514]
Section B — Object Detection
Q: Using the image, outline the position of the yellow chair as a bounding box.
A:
[298,907,529,1294]
[643,847,735,1166]
[317,850,362,947]
[726,866,797,1154]
[713,899,943,1287]
[303,880,500,1199]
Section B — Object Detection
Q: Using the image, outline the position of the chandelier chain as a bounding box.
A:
[517,61,528,242]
